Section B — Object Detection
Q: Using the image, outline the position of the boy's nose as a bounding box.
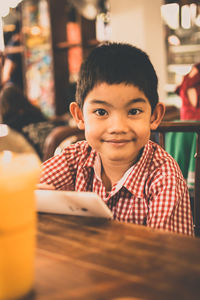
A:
[108,114,129,133]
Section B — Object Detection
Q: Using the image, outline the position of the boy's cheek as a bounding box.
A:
[84,125,101,139]
[85,121,100,131]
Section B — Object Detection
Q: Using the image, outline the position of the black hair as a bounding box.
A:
[0,83,47,131]
[76,42,159,111]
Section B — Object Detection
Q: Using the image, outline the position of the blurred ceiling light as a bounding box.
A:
[161,3,179,30]
[30,25,41,36]
[168,34,180,46]
[181,5,191,29]
[68,0,99,20]
[82,3,97,20]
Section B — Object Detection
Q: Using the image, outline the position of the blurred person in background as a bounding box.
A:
[172,64,200,199]
[175,63,200,120]
[0,83,67,159]
[1,21,23,90]
[0,83,47,130]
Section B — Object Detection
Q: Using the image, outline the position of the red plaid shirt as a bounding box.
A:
[40,140,194,236]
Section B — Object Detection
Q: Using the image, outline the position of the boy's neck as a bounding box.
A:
[99,148,144,191]
[101,160,134,191]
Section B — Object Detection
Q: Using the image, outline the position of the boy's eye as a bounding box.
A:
[128,108,142,115]
[94,109,108,116]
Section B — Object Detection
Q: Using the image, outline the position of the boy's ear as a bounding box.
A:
[69,102,85,130]
[150,102,165,130]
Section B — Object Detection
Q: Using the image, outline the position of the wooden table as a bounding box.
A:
[28,213,200,300]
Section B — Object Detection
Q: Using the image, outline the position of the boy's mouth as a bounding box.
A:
[102,139,133,146]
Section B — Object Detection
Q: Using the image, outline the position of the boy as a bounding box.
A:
[39,42,194,236]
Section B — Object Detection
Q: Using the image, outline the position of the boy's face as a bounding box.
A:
[70,83,164,167]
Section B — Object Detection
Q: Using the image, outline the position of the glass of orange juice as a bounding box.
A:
[0,151,40,300]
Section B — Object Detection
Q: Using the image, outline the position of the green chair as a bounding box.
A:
[153,121,200,237]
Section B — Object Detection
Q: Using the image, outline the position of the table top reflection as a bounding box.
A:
[29,213,200,300]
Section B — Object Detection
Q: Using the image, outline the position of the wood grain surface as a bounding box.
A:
[27,213,200,300]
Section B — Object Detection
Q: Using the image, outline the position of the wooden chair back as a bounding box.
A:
[42,126,84,161]
[153,121,200,237]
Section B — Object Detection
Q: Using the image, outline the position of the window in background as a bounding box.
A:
[161,1,200,106]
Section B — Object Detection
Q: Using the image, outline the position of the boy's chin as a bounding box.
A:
[101,152,140,164]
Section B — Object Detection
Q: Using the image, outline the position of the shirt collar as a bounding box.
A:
[82,145,97,169]
[81,140,155,198]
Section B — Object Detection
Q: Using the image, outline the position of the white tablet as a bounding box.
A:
[35,190,113,219]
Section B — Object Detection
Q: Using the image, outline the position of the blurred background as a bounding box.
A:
[0,0,199,118]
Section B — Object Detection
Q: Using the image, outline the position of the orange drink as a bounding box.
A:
[0,152,40,300]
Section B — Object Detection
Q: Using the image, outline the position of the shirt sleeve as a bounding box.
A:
[147,172,194,236]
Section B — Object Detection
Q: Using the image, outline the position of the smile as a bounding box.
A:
[103,139,132,146]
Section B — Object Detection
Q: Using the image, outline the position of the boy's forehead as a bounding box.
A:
[83,82,150,107]
[86,82,146,98]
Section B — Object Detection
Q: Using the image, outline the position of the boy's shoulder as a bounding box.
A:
[66,139,92,153]
[62,140,96,164]
[146,140,184,179]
